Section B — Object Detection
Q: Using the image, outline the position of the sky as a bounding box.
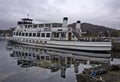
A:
[0,0,120,30]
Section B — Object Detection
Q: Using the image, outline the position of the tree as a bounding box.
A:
[110,30,120,37]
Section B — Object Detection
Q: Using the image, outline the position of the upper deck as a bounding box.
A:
[13,17,111,42]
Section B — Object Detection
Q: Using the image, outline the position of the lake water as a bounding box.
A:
[0,40,120,82]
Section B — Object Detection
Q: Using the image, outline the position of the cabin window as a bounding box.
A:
[25,53,27,56]
[14,32,17,35]
[29,53,31,56]
[44,41,47,43]
[24,25,27,28]
[44,28,51,31]
[22,33,24,36]
[33,53,35,57]
[19,32,21,36]
[46,33,50,37]
[29,33,32,37]
[13,32,15,35]
[41,33,45,37]
[16,51,18,55]
[16,32,18,36]
[33,33,36,37]
[45,24,50,27]
[58,29,62,31]
[73,35,74,38]
[37,33,40,37]
[54,33,59,38]
[13,51,15,54]
[61,32,66,38]
[41,56,44,59]
[22,52,24,56]
[25,33,28,36]
[46,56,49,60]
[19,51,21,55]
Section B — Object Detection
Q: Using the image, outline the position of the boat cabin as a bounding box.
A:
[13,17,82,42]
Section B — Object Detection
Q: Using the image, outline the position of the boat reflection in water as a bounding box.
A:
[7,42,111,78]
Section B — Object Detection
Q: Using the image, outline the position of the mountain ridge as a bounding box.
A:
[68,22,120,37]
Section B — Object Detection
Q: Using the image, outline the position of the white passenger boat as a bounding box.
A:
[10,17,112,52]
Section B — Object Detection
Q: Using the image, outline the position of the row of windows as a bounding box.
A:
[14,32,51,37]
[12,38,47,44]
[20,24,62,28]
[53,32,66,38]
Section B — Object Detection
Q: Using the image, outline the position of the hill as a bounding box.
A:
[68,22,120,37]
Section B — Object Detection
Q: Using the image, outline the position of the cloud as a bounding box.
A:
[0,0,120,29]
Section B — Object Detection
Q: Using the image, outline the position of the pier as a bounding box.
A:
[112,37,120,51]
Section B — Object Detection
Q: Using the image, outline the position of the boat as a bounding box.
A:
[9,17,112,53]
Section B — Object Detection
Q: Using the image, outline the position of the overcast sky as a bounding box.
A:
[0,0,120,29]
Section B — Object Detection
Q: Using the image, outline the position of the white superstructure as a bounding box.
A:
[10,17,112,52]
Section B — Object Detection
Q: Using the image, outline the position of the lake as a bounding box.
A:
[0,40,120,82]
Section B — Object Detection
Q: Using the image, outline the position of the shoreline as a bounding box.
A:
[76,64,120,82]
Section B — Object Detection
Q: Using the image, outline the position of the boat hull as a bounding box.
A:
[9,40,112,53]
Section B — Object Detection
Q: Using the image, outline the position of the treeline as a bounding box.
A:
[0,28,15,36]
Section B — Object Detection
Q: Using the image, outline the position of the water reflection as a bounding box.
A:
[6,42,112,79]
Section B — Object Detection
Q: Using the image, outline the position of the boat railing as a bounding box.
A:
[111,37,120,42]
[51,37,111,42]
[78,37,111,42]
[72,31,81,41]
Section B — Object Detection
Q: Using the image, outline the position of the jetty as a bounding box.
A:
[112,37,120,51]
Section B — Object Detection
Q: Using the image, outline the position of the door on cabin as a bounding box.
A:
[68,32,72,41]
